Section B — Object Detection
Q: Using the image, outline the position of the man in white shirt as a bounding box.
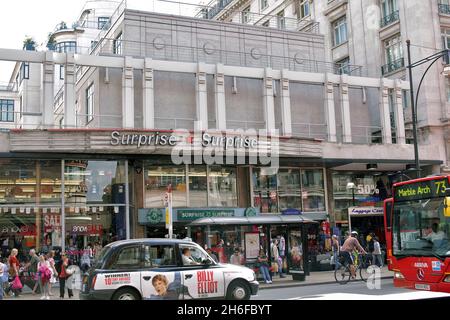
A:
[181,248,200,266]
[425,223,446,242]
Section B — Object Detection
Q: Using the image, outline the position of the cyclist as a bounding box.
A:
[339,231,367,279]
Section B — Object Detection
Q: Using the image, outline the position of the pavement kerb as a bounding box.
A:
[259,276,394,290]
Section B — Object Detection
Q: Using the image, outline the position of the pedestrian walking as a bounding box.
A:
[372,237,383,268]
[257,249,272,284]
[57,254,74,299]
[230,248,243,265]
[26,249,40,294]
[47,250,58,296]
[0,258,6,300]
[8,248,21,297]
[270,239,285,278]
[37,255,52,300]
[331,235,340,270]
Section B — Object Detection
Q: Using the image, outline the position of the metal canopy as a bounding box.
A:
[188,215,318,226]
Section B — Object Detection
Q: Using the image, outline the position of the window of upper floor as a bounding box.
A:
[381,34,404,75]
[113,32,123,55]
[86,83,94,123]
[277,10,286,29]
[0,99,14,123]
[439,0,450,15]
[384,34,403,63]
[336,56,350,75]
[242,6,251,24]
[55,41,77,54]
[98,17,110,30]
[380,0,399,28]
[299,0,311,19]
[442,28,450,63]
[381,0,397,18]
[260,0,268,11]
[332,15,347,47]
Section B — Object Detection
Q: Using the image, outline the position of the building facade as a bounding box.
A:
[0,0,444,269]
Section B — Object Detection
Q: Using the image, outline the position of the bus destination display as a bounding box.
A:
[394,178,449,201]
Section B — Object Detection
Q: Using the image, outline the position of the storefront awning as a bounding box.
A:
[188,215,318,226]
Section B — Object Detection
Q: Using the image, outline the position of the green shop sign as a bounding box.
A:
[177,209,235,221]
[143,208,164,224]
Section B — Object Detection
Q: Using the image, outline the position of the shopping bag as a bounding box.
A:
[11,276,23,290]
[271,262,278,273]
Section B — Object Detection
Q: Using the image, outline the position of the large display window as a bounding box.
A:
[143,165,238,208]
[64,160,127,266]
[251,167,326,214]
[145,166,187,208]
[208,166,237,207]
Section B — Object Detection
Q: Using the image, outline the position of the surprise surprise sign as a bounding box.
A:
[197,270,218,296]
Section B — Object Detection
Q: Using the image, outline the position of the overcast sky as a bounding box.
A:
[0,0,205,82]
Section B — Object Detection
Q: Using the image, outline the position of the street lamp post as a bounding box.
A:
[406,40,450,178]
[346,182,356,233]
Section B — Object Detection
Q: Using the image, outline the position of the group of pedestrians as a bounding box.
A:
[0,248,76,300]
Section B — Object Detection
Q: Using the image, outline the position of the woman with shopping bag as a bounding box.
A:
[8,248,21,297]
[38,255,52,300]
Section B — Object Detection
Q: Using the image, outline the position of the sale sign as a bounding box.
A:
[44,214,61,233]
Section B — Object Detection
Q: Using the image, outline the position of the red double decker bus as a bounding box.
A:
[388,175,450,292]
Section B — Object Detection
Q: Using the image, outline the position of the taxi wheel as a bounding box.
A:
[112,288,140,301]
[226,280,250,300]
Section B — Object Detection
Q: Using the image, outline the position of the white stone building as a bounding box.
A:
[0,0,445,264]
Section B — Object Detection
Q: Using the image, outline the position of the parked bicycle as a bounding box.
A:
[334,252,375,285]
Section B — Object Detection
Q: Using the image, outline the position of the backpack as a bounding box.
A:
[368,239,375,252]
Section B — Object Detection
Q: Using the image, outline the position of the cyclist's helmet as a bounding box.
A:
[351,231,358,237]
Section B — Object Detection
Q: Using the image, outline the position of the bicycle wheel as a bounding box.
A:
[334,264,351,285]
[359,256,374,282]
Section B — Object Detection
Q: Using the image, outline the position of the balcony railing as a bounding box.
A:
[381,58,405,75]
[0,82,16,92]
[439,3,450,15]
[197,2,320,34]
[89,38,364,76]
[380,10,399,28]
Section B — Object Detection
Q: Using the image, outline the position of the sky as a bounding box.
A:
[0,0,206,82]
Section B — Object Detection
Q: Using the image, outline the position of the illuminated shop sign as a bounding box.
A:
[394,178,448,202]
[110,131,258,150]
[348,207,384,216]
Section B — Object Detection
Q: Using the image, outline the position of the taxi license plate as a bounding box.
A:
[415,284,431,291]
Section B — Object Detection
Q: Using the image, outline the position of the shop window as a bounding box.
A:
[252,167,278,213]
[208,166,237,207]
[189,166,207,207]
[111,246,141,269]
[144,166,187,208]
[278,169,301,211]
[144,245,176,267]
[301,169,325,212]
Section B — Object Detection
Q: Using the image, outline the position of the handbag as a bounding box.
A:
[11,276,23,290]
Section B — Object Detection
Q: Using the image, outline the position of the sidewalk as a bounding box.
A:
[259,268,395,290]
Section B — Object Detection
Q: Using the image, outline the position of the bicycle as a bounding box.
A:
[334,252,375,285]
